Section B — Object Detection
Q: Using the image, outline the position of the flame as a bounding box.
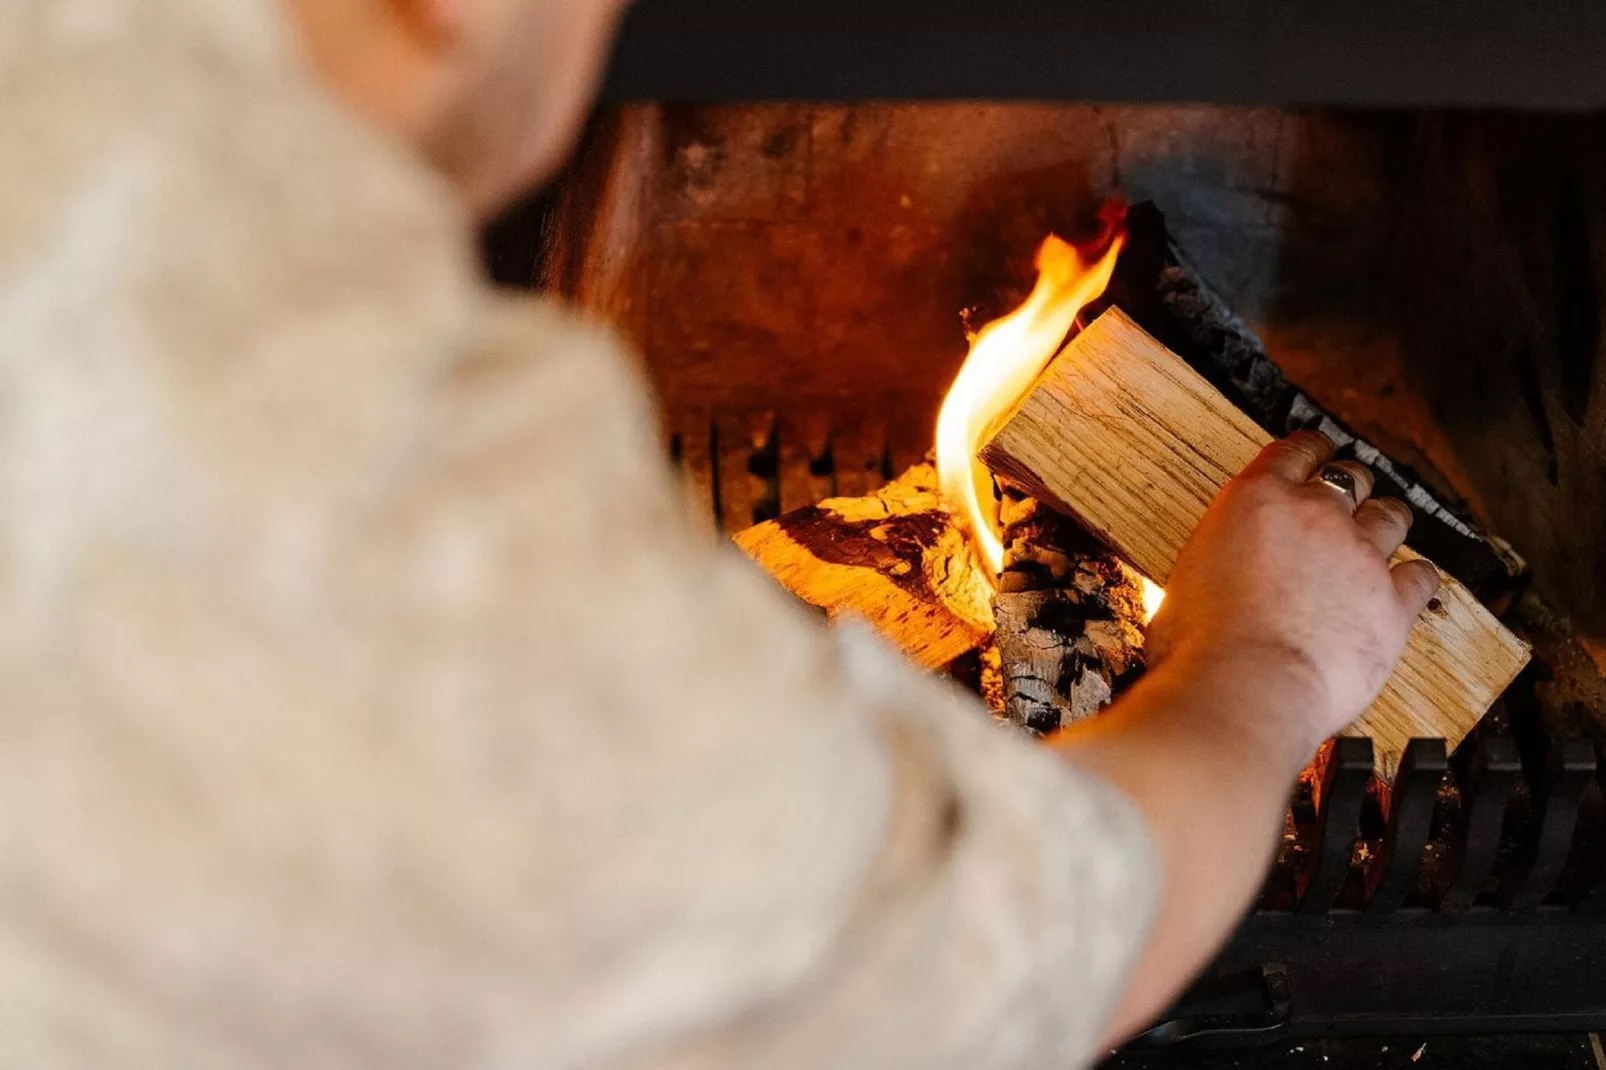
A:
[1140,577,1166,623]
[936,215,1127,579]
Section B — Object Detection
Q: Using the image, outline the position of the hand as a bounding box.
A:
[1144,429,1441,765]
[1064,429,1440,1046]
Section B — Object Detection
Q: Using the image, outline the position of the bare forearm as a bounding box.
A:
[1038,430,1440,1050]
[1052,649,1319,1046]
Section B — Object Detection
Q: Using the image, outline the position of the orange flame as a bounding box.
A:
[1141,578,1166,622]
[936,217,1126,578]
[936,208,1168,623]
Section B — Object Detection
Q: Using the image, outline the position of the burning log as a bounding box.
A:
[980,308,1532,778]
[992,485,1147,733]
[734,462,993,669]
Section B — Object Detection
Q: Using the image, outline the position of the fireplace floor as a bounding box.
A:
[1104,1032,1604,1069]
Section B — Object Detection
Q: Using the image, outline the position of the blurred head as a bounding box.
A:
[285,0,630,216]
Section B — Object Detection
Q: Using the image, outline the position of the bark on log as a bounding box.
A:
[733,462,993,669]
[993,486,1147,734]
[1097,202,1528,609]
[981,308,1533,778]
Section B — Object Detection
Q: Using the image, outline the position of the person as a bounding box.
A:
[0,1,1441,1066]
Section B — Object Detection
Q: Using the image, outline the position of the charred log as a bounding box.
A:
[734,462,993,669]
[991,485,1147,734]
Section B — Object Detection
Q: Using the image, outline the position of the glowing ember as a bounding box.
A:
[935,211,1126,578]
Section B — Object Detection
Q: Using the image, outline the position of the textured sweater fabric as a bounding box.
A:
[0,2,1159,1066]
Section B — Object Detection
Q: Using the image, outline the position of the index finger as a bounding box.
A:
[1240,429,1337,485]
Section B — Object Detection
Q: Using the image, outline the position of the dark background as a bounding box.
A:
[604,1,1606,109]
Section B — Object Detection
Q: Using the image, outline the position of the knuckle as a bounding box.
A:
[1259,441,1302,467]
[1382,497,1414,525]
[1282,441,1323,466]
[1266,434,1322,466]
[1362,498,1409,530]
[1287,428,1335,452]
[1399,561,1442,598]
[1229,472,1285,505]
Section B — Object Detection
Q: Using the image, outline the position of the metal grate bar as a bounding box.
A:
[673,412,891,532]
[1298,737,1374,913]
[1367,738,1449,914]
[1511,739,1596,910]
[1441,735,1523,912]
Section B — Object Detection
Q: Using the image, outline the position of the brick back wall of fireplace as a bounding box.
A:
[522,103,1606,649]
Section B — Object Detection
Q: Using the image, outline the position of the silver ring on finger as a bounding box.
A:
[1315,464,1362,510]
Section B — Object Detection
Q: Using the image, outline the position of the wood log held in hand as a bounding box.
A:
[993,485,1147,733]
[980,308,1532,778]
[734,462,993,669]
[1097,202,1528,608]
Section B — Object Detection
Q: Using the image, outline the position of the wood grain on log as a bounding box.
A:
[993,487,1147,733]
[1098,202,1528,608]
[981,309,1532,777]
[734,462,993,669]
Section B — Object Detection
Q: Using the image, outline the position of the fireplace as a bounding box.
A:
[485,40,1606,1056]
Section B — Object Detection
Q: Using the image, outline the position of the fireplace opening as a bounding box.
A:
[490,102,1606,1046]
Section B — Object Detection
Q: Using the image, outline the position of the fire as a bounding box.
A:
[935,208,1168,625]
[1140,578,1166,622]
[935,214,1126,578]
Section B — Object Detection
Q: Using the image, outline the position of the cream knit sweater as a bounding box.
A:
[0,2,1158,1066]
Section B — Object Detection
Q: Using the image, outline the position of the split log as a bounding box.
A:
[734,462,993,669]
[993,485,1147,734]
[981,308,1532,778]
[1097,202,1528,608]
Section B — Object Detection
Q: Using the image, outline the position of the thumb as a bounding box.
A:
[1391,558,1442,617]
